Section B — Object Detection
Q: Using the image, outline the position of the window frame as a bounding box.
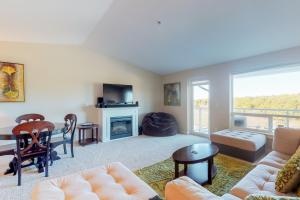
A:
[229,64,300,135]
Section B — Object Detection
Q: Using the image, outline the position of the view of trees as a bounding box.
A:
[234,94,300,110]
[194,93,300,116]
[193,94,300,130]
[195,94,300,110]
[195,99,208,108]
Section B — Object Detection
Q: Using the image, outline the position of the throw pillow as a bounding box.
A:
[297,185,300,197]
[275,146,300,193]
[245,194,300,200]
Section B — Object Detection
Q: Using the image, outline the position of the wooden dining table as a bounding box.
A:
[0,122,65,175]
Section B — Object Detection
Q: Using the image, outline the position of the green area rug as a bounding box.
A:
[135,154,254,198]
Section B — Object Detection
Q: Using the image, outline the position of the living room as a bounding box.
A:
[0,1,300,200]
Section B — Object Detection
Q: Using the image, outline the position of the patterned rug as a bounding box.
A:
[135,154,254,198]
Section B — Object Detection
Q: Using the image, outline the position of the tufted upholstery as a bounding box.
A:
[258,151,290,169]
[210,130,266,151]
[32,162,157,200]
[230,164,295,199]
[166,128,299,200]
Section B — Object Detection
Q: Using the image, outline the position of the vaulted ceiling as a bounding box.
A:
[1,0,300,74]
[0,0,113,44]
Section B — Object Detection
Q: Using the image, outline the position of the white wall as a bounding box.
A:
[0,42,162,127]
[162,46,300,133]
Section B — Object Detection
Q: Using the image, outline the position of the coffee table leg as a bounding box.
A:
[208,158,212,184]
[175,162,179,178]
[184,163,188,175]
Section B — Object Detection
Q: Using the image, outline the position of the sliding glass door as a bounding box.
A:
[191,80,210,135]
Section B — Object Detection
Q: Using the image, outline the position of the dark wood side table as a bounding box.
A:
[172,143,219,185]
[77,124,99,146]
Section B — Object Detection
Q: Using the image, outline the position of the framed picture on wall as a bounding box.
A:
[0,62,25,102]
[164,82,181,106]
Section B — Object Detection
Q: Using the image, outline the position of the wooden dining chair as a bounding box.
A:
[50,114,77,165]
[15,113,45,124]
[12,121,54,186]
[15,113,45,149]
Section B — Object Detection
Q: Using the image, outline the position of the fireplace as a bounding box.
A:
[110,116,133,140]
[97,107,138,142]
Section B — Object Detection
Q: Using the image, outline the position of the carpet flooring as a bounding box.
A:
[135,154,254,198]
[0,134,208,200]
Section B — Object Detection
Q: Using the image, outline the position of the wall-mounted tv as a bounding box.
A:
[103,84,133,105]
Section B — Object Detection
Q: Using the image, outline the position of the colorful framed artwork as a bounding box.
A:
[0,62,25,102]
[164,82,181,106]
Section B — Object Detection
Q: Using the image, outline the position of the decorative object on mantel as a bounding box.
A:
[0,62,25,102]
[142,112,178,136]
[164,82,181,106]
[77,123,99,146]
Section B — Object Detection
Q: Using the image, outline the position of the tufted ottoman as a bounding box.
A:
[210,129,266,162]
[32,162,158,200]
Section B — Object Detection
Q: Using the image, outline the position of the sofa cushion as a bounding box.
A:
[258,151,290,169]
[210,130,266,151]
[275,147,300,193]
[32,162,157,200]
[273,128,300,156]
[221,193,241,200]
[165,176,222,200]
[296,185,300,197]
[230,164,292,199]
[245,194,300,200]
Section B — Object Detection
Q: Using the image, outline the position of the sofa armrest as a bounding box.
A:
[273,128,300,155]
[165,176,222,200]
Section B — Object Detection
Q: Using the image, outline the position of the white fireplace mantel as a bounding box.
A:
[97,107,138,142]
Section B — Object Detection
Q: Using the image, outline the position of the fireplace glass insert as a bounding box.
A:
[110,116,133,140]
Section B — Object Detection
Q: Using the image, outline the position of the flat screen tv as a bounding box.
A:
[103,84,133,105]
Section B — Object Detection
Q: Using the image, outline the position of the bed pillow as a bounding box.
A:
[275,146,300,193]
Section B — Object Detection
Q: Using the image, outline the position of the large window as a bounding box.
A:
[231,66,300,133]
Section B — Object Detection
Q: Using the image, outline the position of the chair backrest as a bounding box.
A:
[15,114,45,124]
[12,121,54,157]
[63,114,77,139]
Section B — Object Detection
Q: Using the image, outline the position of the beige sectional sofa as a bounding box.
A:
[32,128,299,200]
[166,128,300,200]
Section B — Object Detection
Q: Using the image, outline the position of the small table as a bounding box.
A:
[172,143,219,185]
[77,124,99,146]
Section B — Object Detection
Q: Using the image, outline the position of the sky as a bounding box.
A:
[233,70,300,97]
[193,84,209,99]
[193,68,300,99]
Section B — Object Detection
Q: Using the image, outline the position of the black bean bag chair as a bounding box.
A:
[142,112,178,136]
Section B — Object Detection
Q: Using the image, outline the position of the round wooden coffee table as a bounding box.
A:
[172,143,219,185]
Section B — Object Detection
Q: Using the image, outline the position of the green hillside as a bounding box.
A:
[234,94,300,110]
